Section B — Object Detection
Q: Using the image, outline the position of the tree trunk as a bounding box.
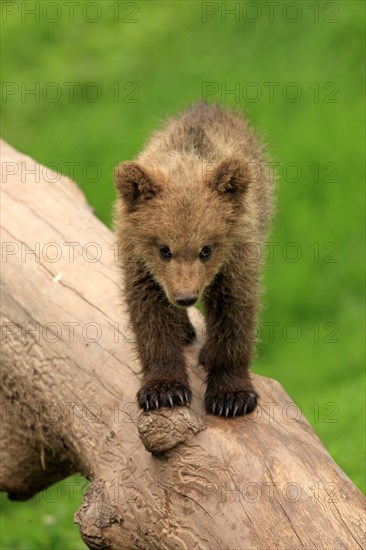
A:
[0,140,364,549]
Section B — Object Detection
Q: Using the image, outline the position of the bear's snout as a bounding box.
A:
[174,292,198,307]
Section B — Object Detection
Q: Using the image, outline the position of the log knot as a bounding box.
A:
[137,406,205,453]
[74,480,123,550]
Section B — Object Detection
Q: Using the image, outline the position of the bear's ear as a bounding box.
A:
[114,162,160,210]
[208,157,253,196]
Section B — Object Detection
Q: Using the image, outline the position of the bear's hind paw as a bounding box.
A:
[183,321,196,344]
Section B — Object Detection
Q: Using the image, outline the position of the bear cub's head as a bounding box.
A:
[115,158,253,307]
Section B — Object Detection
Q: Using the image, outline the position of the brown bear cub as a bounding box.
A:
[114,102,273,417]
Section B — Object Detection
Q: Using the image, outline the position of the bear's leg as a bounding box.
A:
[125,265,192,411]
[202,263,259,418]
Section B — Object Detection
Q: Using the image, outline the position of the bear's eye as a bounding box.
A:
[160,245,172,259]
[199,246,212,260]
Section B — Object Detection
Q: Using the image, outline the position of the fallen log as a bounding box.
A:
[0,140,365,549]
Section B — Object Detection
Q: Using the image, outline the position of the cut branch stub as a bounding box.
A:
[137,406,206,454]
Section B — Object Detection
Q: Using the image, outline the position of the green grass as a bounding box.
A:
[1,1,365,546]
[0,477,88,549]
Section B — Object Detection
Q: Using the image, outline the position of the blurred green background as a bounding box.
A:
[1,1,364,548]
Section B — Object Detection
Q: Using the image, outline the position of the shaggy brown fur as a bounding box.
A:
[114,102,274,417]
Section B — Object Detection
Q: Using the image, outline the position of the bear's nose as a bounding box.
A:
[175,293,198,306]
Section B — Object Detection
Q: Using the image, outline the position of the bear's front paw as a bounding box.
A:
[205,388,258,418]
[137,380,192,411]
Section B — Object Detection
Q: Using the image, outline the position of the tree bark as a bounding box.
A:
[0,140,365,549]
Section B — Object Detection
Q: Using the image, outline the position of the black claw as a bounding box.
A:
[205,389,258,417]
[138,382,192,412]
[176,390,184,405]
